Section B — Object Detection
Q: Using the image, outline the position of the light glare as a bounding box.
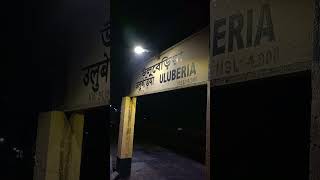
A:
[134,46,147,55]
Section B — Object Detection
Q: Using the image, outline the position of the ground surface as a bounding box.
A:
[111,144,205,180]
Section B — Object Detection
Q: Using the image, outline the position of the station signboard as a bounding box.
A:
[210,0,313,85]
[62,0,110,111]
[130,28,209,97]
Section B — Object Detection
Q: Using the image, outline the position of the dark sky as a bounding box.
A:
[111,0,210,106]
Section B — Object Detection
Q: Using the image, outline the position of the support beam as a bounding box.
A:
[311,1,320,179]
[206,81,211,180]
[33,111,84,180]
[60,113,85,180]
[117,96,137,178]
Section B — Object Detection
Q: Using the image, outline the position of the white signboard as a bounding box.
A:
[210,0,313,86]
[62,0,110,111]
[130,28,209,97]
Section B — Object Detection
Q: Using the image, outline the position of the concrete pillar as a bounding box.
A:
[116,96,137,178]
[33,111,84,180]
[206,81,211,180]
[311,1,320,179]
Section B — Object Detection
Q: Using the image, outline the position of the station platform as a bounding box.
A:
[111,144,205,180]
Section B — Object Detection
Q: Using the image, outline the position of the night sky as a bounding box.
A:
[111,0,209,106]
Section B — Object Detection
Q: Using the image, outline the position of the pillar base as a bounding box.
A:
[116,157,132,178]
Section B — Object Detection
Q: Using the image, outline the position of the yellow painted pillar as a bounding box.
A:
[33,111,84,180]
[116,96,137,177]
[59,113,84,180]
[206,81,211,180]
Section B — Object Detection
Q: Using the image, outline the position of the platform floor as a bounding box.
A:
[111,144,205,180]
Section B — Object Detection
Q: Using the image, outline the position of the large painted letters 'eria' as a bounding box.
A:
[210,0,313,85]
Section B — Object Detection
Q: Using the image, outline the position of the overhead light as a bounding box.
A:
[134,46,148,55]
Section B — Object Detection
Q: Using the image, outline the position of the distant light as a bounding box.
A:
[177,128,183,131]
[0,137,4,143]
[134,46,148,55]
